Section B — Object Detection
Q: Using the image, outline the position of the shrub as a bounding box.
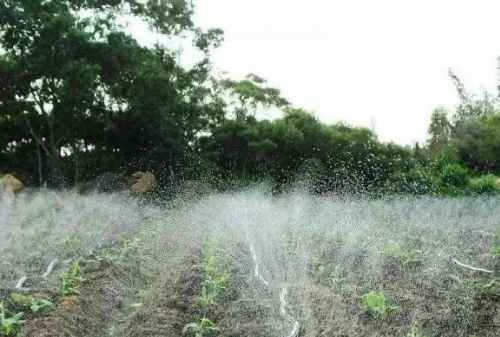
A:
[469,174,498,194]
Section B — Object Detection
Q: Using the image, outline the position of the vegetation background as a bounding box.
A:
[2,0,500,196]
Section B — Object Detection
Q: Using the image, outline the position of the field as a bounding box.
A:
[1,189,500,337]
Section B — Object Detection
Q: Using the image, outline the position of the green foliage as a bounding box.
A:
[384,243,422,265]
[197,244,231,309]
[0,301,24,336]
[0,0,498,196]
[361,292,399,318]
[489,246,500,256]
[58,261,83,295]
[9,294,55,314]
[182,317,218,337]
[469,174,498,194]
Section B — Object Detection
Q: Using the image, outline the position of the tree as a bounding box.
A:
[220,74,289,120]
[428,107,451,151]
[0,0,225,186]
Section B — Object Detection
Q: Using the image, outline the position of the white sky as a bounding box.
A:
[132,0,500,145]
[193,0,500,145]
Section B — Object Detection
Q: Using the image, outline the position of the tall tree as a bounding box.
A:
[428,106,452,151]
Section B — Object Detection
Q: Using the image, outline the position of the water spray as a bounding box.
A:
[42,259,59,278]
[452,259,494,274]
[15,276,27,290]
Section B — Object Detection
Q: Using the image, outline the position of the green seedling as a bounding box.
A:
[384,242,422,265]
[203,272,231,290]
[482,279,500,293]
[0,301,24,336]
[183,317,219,337]
[198,286,218,308]
[198,242,231,309]
[10,293,55,314]
[489,245,500,256]
[361,291,399,318]
[58,261,83,295]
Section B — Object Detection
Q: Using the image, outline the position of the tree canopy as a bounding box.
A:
[1,1,500,196]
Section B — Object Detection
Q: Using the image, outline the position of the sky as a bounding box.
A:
[134,0,500,145]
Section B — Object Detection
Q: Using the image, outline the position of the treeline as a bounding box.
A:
[1,0,499,195]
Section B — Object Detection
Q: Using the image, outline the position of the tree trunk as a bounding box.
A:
[36,141,43,187]
[74,145,80,185]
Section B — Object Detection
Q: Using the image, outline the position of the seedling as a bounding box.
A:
[361,291,399,318]
[203,272,230,291]
[58,261,83,295]
[489,245,500,256]
[10,293,55,314]
[0,301,24,336]
[183,317,218,337]
[197,243,231,309]
[384,242,422,265]
[198,286,218,308]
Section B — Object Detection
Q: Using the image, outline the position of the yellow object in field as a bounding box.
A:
[1,174,23,192]
[1,173,23,205]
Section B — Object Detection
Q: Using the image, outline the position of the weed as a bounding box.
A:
[0,301,24,336]
[183,317,218,337]
[361,291,399,318]
[10,294,55,314]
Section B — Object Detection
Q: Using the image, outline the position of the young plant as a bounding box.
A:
[489,245,500,256]
[58,261,83,295]
[198,286,218,308]
[10,293,55,314]
[183,317,218,337]
[361,291,399,318]
[0,301,24,336]
[384,242,422,265]
[197,243,231,309]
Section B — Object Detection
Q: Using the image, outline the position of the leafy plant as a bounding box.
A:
[0,301,24,336]
[197,243,231,309]
[198,287,218,308]
[203,272,230,291]
[58,261,83,295]
[361,292,399,318]
[10,294,55,314]
[183,317,218,337]
[489,245,500,256]
[384,242,422,265]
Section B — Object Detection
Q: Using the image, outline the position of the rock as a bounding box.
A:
[1,173,23,205]
[1,174,23,192]
[129,171,157,194]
